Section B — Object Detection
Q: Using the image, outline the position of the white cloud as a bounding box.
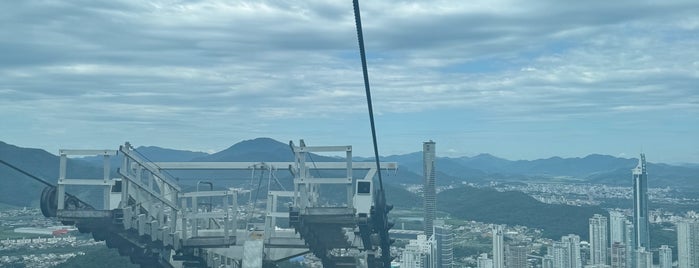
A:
[0,0,697,162]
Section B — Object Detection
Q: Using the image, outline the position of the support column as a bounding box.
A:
[57,153,67,210]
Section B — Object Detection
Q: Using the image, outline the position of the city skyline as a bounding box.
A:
[1,0,698,164]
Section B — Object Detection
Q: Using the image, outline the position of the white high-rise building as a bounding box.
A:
[623,220,634,268]
[551,235,582,268]
[589,214,609,265]
[492,225,504,268]
[477,253,493,268]
[634,247,652,268]
[678,220,699,268]
[609,210,626,247]
[505,244,529,268]
[423,141,436,238]
[432,225,453,268]
[542,255,554,268]
[562,234,582,268]
[402,234,433,268]
[659,244,672,268]
[632,154,650,249]
[552,241,572,268]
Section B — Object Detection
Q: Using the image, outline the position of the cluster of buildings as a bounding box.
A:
[396,145,697,268]
[401,225,454,268]
[0,206,109,267]
[0,235,105,267]
[0,236,78,248]
[474,154,699,268]
[400,141,455,268]
[0,252,85,268]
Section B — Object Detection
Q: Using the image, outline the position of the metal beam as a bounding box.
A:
[180,191,232,198]
[58,179,114,186]
[291,146,352,153]
[154,162,397,170]
[269,191,295,197]
[59,149,117,156]
[294,178,352,184]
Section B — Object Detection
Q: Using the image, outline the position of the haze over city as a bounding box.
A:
[1,0,698,163]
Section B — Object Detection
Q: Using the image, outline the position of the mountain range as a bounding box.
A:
[3,138,698,239]
[365,151,699,187]
[3,137,699,206]
[83,138,699,187]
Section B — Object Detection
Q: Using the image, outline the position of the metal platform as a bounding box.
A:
[39,140,397,268]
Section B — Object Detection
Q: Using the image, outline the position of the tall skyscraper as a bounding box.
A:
[659,244,673,268]
[610,242,627,268]
[505,244,529,268]
[678,220,699,268]
[609,210,626,247]
[433,225,453,268]
[562,234,582,268]
[492,225,505,268]
[423,141,436,237]
[589,214,609,265]
[632,153,650,249]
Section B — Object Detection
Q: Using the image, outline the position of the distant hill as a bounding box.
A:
[127,146,209,162]
[382,152,699,188]
[194,138,343,163]
[0,141,103,206]
[80,145,209,167]
[365,151,699,188]
[382,182,605,239]
[438,186,606,239]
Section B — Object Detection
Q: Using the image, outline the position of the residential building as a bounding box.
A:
[477,253,493,268]
[610,242,627,268]
[634,247,652,268]
[658,244,672,268]
[589,214,608,265]
[432,225,453,268]
[402,234,432,268]
[678,220,699,268]
[505,244,529,268]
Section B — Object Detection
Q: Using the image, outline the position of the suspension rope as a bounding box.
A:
[0,159,94,208]
[352,0,384,192]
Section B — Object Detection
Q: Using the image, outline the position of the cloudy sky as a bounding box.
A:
[1,0,698,163]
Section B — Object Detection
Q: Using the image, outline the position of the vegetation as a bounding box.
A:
[384,183,422,208]
[54,246,139,268]
[437,186,607,240]
[651,223,678,261]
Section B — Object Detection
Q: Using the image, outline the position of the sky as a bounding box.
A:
[1,0,698,164]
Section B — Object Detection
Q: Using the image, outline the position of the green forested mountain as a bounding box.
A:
[54,246,138,268]
[0,141,103,207]
[438,186,606,239]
